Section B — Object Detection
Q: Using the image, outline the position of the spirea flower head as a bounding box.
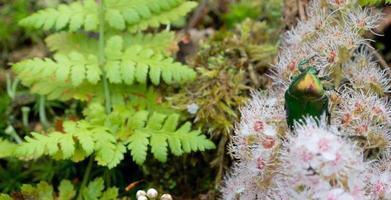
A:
[271,117,369,199]
[333,88,391,155]
[344,58,391,95]
[367,158,391,199]
[346,8,383,32]
[229,90,285,160]
[222,91,285,200]
[272,0,381,88]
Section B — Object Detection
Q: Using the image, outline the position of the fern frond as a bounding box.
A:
[105,35,196,85]
[81,178,104,200]
[93,127,126,168]
[12,50,104,101]
[86,103,214,165]
[16,100,213,166]
[0,139,17,158]
[13,52,101,87]
[80,178,118,200]
[16,121,124,168]
[58,180,76,200]
[124,31,176,55]
[1,179,116,200]
[19,0,98,32]
[13,34,194,100]
[359,0,391,4]
[124,1,198,32]
[19,0,197,32]
[125,111,215,164]
[100,188,119,200]
[125,85,176,114]
[46,31,176,56]
[0,194,12,200]
[45,32,98,55]
[21,181,53,200]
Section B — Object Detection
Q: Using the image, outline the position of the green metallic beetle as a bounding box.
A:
[285,59,330,128]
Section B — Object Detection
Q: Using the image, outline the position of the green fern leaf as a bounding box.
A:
[48,31,176,56]
[126,1,198,32]
[106,61,122,84]
[135,63,149,84]
[1,178,116,200]
[0,194,12,200]
[21,181,54,200]
[82,178,104,200]
[106,8,126,30]
[45,33,98,55]
[106,37,196,85]
[86,63,102,84]
[105,0,197,32]
[58,180,76,200]
[13,51,100,91]
[71,64,86,86]
[92,127,126,168]
[150,133,168,162]
[127,130,150,165]
[125,31,176,55]
[17,132,51,159]
[16,120,124,168]
[359,0,391,4]
[57,133,75,159]
[105,36,123,59]
[0,139,17,158]
[14,34,193,101]
[19,0,97,32]
[20,0,197,32]
[125,111,215,164]
[70,122,95,155]
[100,188,118,200]
[121,60,135,85]
[164,115,183,156]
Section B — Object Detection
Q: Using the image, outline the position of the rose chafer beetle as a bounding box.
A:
[285,59,330,128]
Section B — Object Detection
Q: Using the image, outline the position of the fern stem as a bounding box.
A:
[21,106,31,130]
[5,125,23,144]
[39,95,50,130]
[98,0,112,114]
[77,156,94,200]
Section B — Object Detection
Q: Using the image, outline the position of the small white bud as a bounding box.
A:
[186,103,199,114]
[136,190,147,198]
[147,188,158,199]
[137,196,148,200]
[160,194,173,200]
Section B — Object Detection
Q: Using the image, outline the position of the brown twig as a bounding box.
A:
[186,0,209,30]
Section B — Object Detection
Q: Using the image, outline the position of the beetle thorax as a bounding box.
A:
[289,72,324,98]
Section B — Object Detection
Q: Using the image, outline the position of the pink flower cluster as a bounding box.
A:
[221,0,391,199]
[273,118,368,199]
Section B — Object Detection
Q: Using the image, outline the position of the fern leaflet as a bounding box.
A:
[19,0,198,32]
[16,121,125,168]
[104,35,196,85]
[0,139,17,158]
[0,178,117,200]
[124,111,216,164]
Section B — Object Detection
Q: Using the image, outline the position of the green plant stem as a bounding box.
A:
[39,95,50,130]
[6,73,19,99]
[21,106,30,130]
[77,156,94,200]
[5,125,23,144]
[76,2,109,199]
[98,0,111,114]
